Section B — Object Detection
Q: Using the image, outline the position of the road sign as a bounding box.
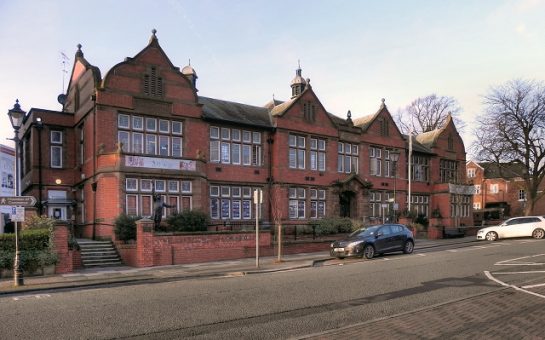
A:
[10,207,25,222]
[0,196,37,207]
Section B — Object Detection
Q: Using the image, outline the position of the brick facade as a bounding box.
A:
[16,30,472,246]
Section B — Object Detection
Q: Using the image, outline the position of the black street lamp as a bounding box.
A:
[7,99,25,287]
[390,149,400,223]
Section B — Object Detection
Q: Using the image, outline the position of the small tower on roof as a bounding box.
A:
[290,61,307,98]
[182,59,198,91]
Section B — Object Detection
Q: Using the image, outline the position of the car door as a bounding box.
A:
[500,218,522,238]
[388,224,405,250]
[519,217,540,237]
[374,225,394,253]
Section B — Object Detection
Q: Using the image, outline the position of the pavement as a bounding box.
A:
[0,236,478,296]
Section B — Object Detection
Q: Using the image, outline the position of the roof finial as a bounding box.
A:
[298,59,301,69]
[380,98,386,109]
[188,58,191,66]
[149,29,158,43]
[75,43,83,58]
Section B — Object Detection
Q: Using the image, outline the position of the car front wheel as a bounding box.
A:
[532,228,545,239]
[403,240,414,254]
[485,231,498,241]
[363,244,375,259]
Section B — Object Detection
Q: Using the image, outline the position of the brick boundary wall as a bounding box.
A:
[52,222,82,273]
[129,219,334,267]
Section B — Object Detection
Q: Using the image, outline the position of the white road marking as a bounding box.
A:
[491,270,545,275]
[484,271,545,299]
[12,294,51,301]
[522,282,545,289]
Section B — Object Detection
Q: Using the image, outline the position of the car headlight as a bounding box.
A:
[347,241,363,249]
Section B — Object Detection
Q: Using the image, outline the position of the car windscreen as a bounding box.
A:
[350,226,381,238]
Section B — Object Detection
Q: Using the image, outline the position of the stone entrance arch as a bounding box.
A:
[332,174,372,224]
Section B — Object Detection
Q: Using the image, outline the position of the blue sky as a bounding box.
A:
[1,0,544,154]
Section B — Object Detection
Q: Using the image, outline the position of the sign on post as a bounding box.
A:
[10,207,25,222]
[0,196,37,207]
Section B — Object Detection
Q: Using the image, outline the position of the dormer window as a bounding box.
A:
[144,66,163,97]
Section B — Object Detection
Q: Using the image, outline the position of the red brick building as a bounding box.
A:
[467,160,545,219]
[15,31,472,240]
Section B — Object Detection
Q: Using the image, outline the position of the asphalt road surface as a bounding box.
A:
[1,239,544,339]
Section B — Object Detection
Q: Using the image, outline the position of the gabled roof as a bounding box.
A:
[352,114,375,130]
[352,99,402,138]
[415,114,461,149]
[479,162,526,179]
[199,96,273,129]
[466,160,484,170]
[270,97,296,116]
[415,129,442,148]
[403,134,434,155]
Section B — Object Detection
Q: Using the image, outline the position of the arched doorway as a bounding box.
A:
[339,190,356,218]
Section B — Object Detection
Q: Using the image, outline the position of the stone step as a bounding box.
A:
[77,239,122,268]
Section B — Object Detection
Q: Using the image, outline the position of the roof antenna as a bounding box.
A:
[60,51,70,94]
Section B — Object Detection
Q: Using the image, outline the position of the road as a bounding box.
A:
[1,239,544,339]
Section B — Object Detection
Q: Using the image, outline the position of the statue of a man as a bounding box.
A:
[152,193,175,229]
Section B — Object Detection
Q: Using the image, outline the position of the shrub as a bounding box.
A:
[0,228,50,252]
[114,214,140,242]
[24,215,56,230]
[0,227,58,271]
[414,214,429,227]
[167,210,210,232]
[314,217,353,236]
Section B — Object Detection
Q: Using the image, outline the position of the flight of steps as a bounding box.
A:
[77,239,123,268]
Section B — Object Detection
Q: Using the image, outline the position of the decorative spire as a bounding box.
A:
[291,61,307,98]
[346,110,353,125]
[149,28,158,44]
[75,43,83,58]
[380,98,386,109]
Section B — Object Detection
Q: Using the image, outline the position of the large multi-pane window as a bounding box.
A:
[50,130,63,168]
[369,191,393,221]
[288,187,326,219]
[310,138,326,171]
[289,135,327,171]
[125,178,192,217]
[338,142,359,174]
[289,187,306,219]
[118,114,183,157]
[410,195,429,217]
[439,159,459,183]
[519,189,526,201]
[309,188,326,219]
[369,146,382,176]
[451,195,471,217]
[467,168,476,178]
[289,134,306,169]
[209,185,258,220]
[370,146,397,177]
[411,155,429,182]
[210,127,262,166]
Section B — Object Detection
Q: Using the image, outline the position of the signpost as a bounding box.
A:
[253,189,263,268]
[0,196,37,207]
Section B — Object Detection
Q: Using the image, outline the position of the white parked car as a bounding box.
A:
[476,216,545,241]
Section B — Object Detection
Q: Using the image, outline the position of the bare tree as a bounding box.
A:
[395,94,465,134]
[471,79,545,215]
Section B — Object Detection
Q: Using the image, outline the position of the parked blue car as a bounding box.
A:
[330,224,415,259]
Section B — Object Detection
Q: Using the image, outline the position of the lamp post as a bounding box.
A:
[7,99,26,287]
[390,149,400,223]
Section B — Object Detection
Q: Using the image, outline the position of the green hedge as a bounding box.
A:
[0,229,50,252]
[0,227,58,271]
[167,210,210,232]
[313,217,354,236]
[0,250,58,272]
